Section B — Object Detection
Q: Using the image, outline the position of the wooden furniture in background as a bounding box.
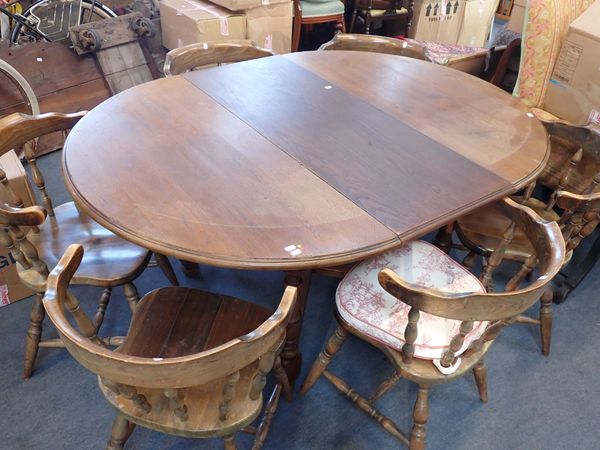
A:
[349,0,412,35]
[495,0,514,20]
[69,12,156,95]
[319,32,426,59]
[0,112,176,378]
[300,198,564,449]
[292,0,346,52]
[43,244,296,449]
[61,51,549,383]
[164,40,274,76]
[0,42,111,156]
[447,120,600,354]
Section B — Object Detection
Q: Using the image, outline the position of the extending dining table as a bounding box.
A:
[62,50,549,383]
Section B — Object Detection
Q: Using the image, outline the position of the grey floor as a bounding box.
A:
[1,150,599,450]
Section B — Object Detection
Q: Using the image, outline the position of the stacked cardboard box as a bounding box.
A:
[410,0,498,47]
[507,0,527,34]
[160,0,293,54]
[543,0,600,124]
[411,0,466,44]
[457,0,499,47]
[0,150,36,307]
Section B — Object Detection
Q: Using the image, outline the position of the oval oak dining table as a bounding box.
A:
[62,50,549,383]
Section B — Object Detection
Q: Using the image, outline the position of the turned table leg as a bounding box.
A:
[281,270,312,384]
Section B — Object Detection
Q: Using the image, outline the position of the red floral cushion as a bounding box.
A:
[336,241,487,373]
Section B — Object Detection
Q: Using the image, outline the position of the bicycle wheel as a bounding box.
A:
[10,0,116,45]
[0,59,40,115]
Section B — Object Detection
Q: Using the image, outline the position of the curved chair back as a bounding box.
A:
[164,40,274,76]
[43,244,297,390]
[0,112,85,217]
[538,120,600,196]
[318,33,427,60]
[555,190,600,253]
[379,198,564,368]
[0,112,85,286]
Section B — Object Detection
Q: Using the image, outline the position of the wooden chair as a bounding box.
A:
[42,244,296,450]
[318,32,426,59]
[164,40,274,76]
[0,111,178,378]
[300,198,564,449]
[292,0,346,52]
[442,120,600,355]
[348,0,412,35]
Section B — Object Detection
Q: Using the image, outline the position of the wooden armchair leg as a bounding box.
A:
[155,253,179,286]
[472,359,488,403]
[433,223,454,254]
[93,288,113,331]
[123,283,140,312]
[410,385,430,450]
[106,414,131,450]
[23,293,45,379]
[223,435,237,450]
[349,5,359,32]
[540,288,553,356]
[252,384,282,450]
[273,356,292,401]
[300,325,347,395]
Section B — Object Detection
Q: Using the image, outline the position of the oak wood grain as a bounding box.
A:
[185,56,509,237]
[62,51,549,270]
[287,51,548,191]
[63,75,399,270]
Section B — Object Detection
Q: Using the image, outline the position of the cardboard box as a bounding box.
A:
[0,150,36,307]
[208,0,288,13]
[507,0,527,34]
[457,0,499,47]
[160,0,246,50]
[246,2,292,54]
[542,0,600,124]
[410,0,466,45]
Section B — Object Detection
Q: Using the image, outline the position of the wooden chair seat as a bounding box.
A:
[117,287,272,359]
[456,197,561,262]
[20,202,150,292]
[97,287,273,438]
[336,240,487,372]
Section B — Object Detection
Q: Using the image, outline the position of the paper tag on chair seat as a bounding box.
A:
[433,357,462,375]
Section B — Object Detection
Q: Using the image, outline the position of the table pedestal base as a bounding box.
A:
[281,270,312,384]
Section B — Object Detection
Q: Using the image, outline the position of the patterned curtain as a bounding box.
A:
[516,0,595,108]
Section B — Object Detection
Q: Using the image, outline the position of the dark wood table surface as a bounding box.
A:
[62,51,549,381]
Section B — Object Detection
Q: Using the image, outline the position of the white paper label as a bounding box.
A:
[553,41,583,86]
[589,110,600,124]
[0,284,9,307]
[220,18,229,36]
[264,34,273,50]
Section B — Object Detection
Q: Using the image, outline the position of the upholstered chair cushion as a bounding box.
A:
[301,0,345,17]
[336,241,487,371]
[516,0,594,108]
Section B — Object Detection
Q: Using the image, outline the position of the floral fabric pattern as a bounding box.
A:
[517,0,594,108]
[336,241,487,371]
